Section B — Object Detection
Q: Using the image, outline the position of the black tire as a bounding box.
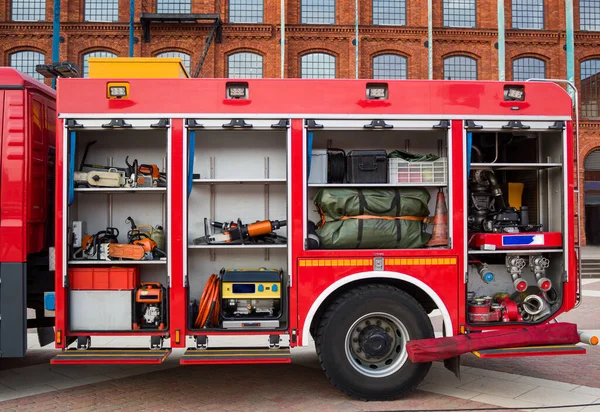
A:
[315,284,434,401]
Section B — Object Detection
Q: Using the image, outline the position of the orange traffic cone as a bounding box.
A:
[427,189,448,247]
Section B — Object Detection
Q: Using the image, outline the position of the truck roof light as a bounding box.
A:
[107,82,129,99]
[504,85,525,101]
[227,82,248,99]
[366,83,388,100]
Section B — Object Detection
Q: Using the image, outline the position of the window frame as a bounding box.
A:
[443,55,478,80]
[442,0,477,28]
[512,56,546,81]
[372,54,408,80]
[156,0,192,13]
[227,52,265,79]
[372,0,407,26]
[84,0,119,22]
[300,52,336,79]
[580,59,600,119]
[511,0,545,30]
[229,0,264,23]
[580,0,600,32]
[300,0,336,25]
[81,50,117,78]
[11,0,46,22]
[9,50,46,82]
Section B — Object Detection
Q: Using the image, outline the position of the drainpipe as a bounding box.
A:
[497,0,505,80]
[355,0,359,79]
[51,0,60,87]
[428,0,432,79]
[281,0,285,78]
[129,0,135,57]
[565,0,575,98]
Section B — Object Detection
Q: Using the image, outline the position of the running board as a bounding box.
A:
[51,348,171,365]
[472,344,585,359]
[180,348,291,365]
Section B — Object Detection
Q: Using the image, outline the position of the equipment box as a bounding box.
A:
[69,290,133,331]
[69,266,140,290]
[308,149,328,184]
[346,150,388,183]
[389,158,448,185]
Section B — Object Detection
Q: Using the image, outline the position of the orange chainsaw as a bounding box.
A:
[194,218,287,245]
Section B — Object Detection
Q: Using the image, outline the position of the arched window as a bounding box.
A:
[157,0,191,13]
[227,52,264,78]
[301,0,335,24]
[372,0,406,26]
[84,0,118,22]
[11,0,45,21]
[82,51,117,78]
[512,57,546,81]
[443,56,477,80]
[443,0,476,28]
[156,51,191,75]
[9,50,45,82]
[512,0,544,29]
[580,0,600,31]
[372,54,407,79]
[229,0,263,23]
[301,53,336,78]
[581,59,600,119]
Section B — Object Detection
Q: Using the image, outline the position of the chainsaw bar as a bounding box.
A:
[108,244,145,260]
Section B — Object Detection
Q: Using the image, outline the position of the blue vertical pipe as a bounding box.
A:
[497,0,505,81]
[51,0,60,88]
[565,0,575,97]
[129,0,135,57]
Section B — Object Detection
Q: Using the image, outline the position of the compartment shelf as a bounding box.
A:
[308,183,447,188]
[193,179,286,184]
[74,187,167,193]
[68,260,167,265]
[189,244,287,249]
[468,249,563,255]
[470,163,562,171]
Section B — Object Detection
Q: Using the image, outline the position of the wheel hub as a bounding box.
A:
[358,325,393,358]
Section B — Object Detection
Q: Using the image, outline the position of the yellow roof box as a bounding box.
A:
[88,57,190,79]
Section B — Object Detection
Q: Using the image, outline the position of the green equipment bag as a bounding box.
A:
[314,188,431,249]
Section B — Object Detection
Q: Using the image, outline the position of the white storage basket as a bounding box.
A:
[388,157,448,185]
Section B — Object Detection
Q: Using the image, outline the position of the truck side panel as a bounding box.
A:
[0,262,27,357]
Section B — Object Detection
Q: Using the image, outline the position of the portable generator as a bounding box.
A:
[220,268,282,329]
[132,282,167,330]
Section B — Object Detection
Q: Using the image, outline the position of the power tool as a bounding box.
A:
[194,218,287,245]
[133,283,167,330]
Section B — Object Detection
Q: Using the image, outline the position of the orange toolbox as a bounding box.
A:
[69,266,140,290]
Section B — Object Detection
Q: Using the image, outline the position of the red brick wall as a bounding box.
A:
[0,0,598,243]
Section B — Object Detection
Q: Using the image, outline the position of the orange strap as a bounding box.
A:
[339,215,427,222]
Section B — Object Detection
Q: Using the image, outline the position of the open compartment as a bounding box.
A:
[185,120,289,332]
[65,123,169,333]
[465,122,566,326]
[305,120,451,250]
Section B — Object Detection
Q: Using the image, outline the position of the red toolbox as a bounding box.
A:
[69,267,140,290]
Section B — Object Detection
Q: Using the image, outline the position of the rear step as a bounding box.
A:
[472,344,585,359]
[51,348,171,365]
[180,348,291,365]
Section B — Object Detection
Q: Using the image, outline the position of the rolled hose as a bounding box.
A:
[194,274,220,328]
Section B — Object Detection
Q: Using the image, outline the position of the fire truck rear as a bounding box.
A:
[50,58,597,400]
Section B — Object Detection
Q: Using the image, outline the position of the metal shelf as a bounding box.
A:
[68,260,167,265]
[189,244,287,249]
[470,163,562,171]
[468,249,563,255]
[308,183,447,188]
[74,187,167,193]
[193,179,286,184]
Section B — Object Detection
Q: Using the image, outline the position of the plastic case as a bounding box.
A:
[308,149,328,184]
[388,157,448,185]
[69,266,140,290]
[346,150,388,183]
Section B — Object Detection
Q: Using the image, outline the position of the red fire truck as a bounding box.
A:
[50,59,596,400]
[0,68,56,358]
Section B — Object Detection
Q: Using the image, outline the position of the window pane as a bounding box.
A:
[301,53,335,78]
[230,0,263,23]
[580,0,600,31]
[228,53,264,78]
[157,0,191,13]
[373,0,406,25]
[301,0,335,24]
[581,60,600,118]
[12,0,45,21]
[512,57,545,81]
[85,0,118,22]
[512,0,544,29]
[156,51,191,74]
[82,51,117,77]
[443,56,477,80]
[9,51,45,82]
[372,54,407,79]
[443,0,476,28]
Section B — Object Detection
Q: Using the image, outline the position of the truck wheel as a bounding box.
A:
[315,284,434,401]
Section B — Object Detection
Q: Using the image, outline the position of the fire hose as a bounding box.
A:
[194,274,220,328]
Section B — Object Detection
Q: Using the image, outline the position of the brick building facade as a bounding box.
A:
[1,0,600,244]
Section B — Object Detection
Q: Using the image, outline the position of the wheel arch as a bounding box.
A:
[303,271,454,345]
